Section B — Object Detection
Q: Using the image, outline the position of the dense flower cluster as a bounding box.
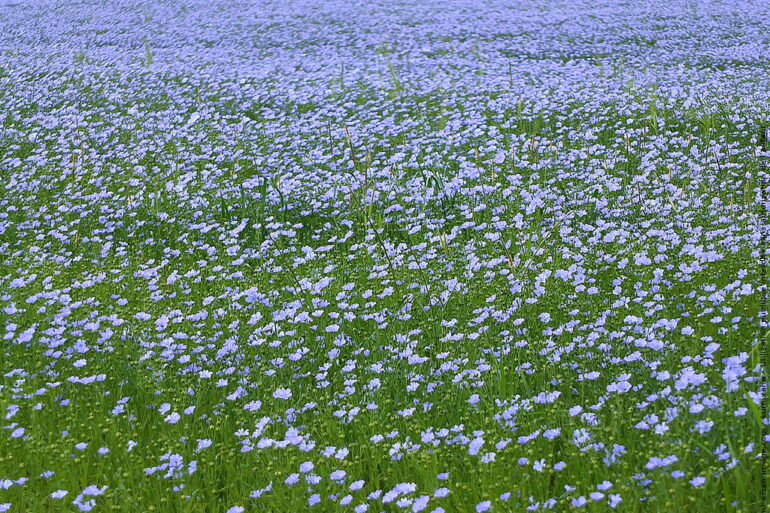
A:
[0,0,768,511]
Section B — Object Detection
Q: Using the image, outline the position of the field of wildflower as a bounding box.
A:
[1,0,769,511]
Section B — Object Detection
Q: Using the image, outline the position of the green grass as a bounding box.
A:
[0,21,767,513]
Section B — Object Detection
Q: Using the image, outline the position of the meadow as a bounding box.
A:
[0,0,768,511]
